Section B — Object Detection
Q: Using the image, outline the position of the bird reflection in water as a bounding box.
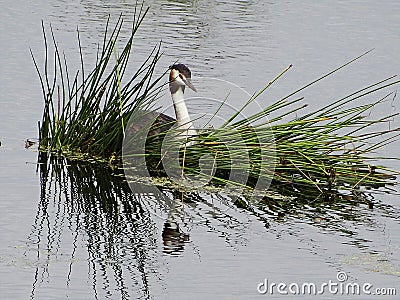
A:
[162,195,190,255]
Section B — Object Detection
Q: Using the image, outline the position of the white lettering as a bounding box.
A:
[288,283,299,295]
[345,283,360,295]
[362,282,372,295]
[257,278,268,294]
[277,283,287,295]
[318,282,328,295]
[256,274,396,297]
[302,282,317,295]
[328,280,339,294]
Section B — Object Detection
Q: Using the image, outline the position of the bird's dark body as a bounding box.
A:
[126,110,176,139]
[124,110,177,174]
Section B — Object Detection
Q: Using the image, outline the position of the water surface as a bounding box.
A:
[1,0,400,299]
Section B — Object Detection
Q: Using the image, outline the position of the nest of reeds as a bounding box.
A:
[32,8,400,198]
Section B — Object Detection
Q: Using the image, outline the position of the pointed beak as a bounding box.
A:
[182,77,197,92]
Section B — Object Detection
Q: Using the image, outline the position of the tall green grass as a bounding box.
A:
[33,9,400,195]
[32,7,165,159]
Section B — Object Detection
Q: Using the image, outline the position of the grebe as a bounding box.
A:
[127,63,197,141]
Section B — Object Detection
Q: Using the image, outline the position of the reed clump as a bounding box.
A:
[33,10,400,196]
[32,7,165,160]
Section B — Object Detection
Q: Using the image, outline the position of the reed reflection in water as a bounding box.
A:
[25,153,265,298]
[28,153,165,298]
[23,151,400,299]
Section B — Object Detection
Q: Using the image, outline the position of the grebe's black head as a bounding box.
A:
[169,64,197,92]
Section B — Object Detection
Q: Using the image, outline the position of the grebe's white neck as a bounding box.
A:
[168,64,197,141]
[170,84,197,139]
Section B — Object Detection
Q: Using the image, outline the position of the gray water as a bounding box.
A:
[1,0,400,299]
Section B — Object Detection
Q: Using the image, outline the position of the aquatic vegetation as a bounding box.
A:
[32,7,400,197]
[32,7,164,159]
